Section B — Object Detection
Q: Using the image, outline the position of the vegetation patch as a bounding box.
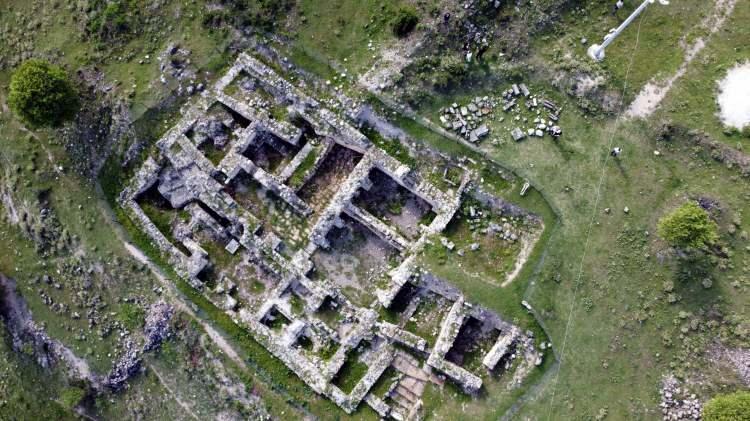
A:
[9,59,79,128]
[361,126,416,167]
[331,343,370,394]
[287,144,321,188]
[392,6,419,37]
[703,391,750,421]
[658,201,719,250]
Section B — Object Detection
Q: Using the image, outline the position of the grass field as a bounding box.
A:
[286,1,750,417]
[657,0,750,149]
[288,0,406,75]
[1,0,748,419]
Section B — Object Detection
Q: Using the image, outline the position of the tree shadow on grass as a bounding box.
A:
[671,251,722,310]
[612,158,630,181]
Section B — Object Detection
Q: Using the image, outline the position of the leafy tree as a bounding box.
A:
[8,60,79,128]
[392,7,419,37]
[703,391,750,421]
[657,202,718,249]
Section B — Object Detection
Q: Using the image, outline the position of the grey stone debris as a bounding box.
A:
[104,340,141,391]
[143,301,174,352]
[225,239,240,254]
[519,84,530,97]
[660,375,703,421]
[520,182,531,197]
[468,124,489,143]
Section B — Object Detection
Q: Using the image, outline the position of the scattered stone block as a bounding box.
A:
[225,239,240,254]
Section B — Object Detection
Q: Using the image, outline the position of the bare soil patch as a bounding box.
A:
[626,0,738,118]
[717,62,750,129]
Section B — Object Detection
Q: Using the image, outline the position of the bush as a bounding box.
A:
[58,386,86,410]
[201,0,294,31]
[657,202,718,249]
[392,7,419,37]
[86,0,138,42]
[8,60,79,128]
[703,391,750,421]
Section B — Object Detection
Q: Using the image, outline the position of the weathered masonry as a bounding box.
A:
[121,53,541,419]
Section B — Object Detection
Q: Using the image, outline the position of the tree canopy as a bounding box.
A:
[657,202,718,249]
[8,59,79,128]
[703,391,750,421]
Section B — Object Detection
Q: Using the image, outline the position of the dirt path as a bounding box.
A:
[121,240,245,367]
[626,0,738,118]
[148,364,202,421]
[501,223,544,288]
[358,33,425,92]
[95,188,245,368]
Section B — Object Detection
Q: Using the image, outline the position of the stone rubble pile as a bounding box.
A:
[104,339,142,391]
[439,96,495,143]
[659,375,703,421]
[438,82,563,144]
[500,84,562,141]
[143,301,174,352]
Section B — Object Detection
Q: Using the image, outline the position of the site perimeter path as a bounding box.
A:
[94,184,244,367]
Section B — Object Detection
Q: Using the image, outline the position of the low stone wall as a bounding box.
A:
[121,51,538,417]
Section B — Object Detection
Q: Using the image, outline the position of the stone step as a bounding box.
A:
[395,385,418,403]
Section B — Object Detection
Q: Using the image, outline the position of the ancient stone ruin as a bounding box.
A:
[121,53,542,419]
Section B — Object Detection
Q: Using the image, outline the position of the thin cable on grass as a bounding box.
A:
[544,10,648,420]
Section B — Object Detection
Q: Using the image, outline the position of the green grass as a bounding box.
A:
[419,198,524,286]
[199,141,228,166]
[0,319,77,419]
[369,366,397,398]
[532,0,715,105]
[357,28,750,417]
[331,345,370,394]
[199,238,244,272]
[657,0,750,150]
[118,302,146,330]
[114,203,377,419]
[3,1,749,419]
[316,305,344,328]
[403,296,445,344]
[287,144,321,188]
[460,107,750,419]
[290,0,405,75]
[361,126,416,167]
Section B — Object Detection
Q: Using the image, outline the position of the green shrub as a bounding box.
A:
[8,60,79,128]
[118,302,145,330]
[201,0,294,31]
[432,55,469,91]
[657,202,718,249]
[86,0,138,42]
[703,391,750,421]
[58,387,86,410]
[392,7,419,37]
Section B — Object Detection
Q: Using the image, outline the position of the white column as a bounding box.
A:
[588,0,669,61]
